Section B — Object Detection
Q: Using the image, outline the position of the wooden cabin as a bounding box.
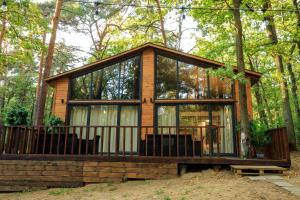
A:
[0,43,290,190]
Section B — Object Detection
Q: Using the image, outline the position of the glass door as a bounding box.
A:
[119,105,138,153]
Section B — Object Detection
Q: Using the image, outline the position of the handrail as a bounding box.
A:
[0,125,224,158]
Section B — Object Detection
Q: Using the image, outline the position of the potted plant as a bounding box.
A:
[250,121,271,158]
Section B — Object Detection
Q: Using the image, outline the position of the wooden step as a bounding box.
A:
[230,165,288,176]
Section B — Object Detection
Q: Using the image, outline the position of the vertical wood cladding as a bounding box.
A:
[52,78,69,122]
[141,48,155,129]
[234,79,253,121]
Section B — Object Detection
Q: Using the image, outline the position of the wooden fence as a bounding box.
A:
[266,127,290,161]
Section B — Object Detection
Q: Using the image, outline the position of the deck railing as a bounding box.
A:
[0,126,290,160]
[0,125,226,157]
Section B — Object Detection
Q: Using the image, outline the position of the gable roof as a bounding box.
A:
[46,42,261,84]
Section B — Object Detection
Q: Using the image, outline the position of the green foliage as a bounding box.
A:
[48,188,72,196]
[4,102,28,126]
[47,115,63,126]
[249,120,271,148]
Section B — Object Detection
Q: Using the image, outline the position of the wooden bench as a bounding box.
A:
[230,165,288,176]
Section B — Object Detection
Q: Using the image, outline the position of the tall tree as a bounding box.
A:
[231,0,250,157]
[262,0,297,149]
[248,56,269,127]
[286,44,300,121]
[35,0,63,125]
[155,0,167,46]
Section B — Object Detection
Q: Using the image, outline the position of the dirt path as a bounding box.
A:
[0,152,299,200]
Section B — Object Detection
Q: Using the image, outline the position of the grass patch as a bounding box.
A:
[49,188,72,196]
[163,195,171,200]
[155,188,164,195]
[83,185,99,192]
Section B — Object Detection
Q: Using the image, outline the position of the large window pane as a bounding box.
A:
[69,106,88,141]
[179,105,209,154]
[178,62,208,99]
[70,74,91,100]
[119,57,140,99]
[157,106,176,134]
[119,106,138,152]
[210,76,232,98]
[90,105,118,153]
[101,64,120,100]
[211,105,234,153]
[71,56,140,100]
[156,55,177,99]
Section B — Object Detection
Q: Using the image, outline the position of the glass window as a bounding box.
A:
[70,74,91,100]
[119,106,138,152]
[179,105,209,127]
[157,106,176,134]
[178,62,208,99]
[156,54,233,99]
[119,57,140,99]
[156,55,177,99]
[100,64,120,100]
[211,105,234,153]
[71,56,140,100]
[210,76,232,99]
[90,105,118,153]
[69,106,89,140]
[179,105,209,154]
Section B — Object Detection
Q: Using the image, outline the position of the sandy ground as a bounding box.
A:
[0,152,299,200]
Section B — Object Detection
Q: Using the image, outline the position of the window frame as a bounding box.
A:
[154,102,237,156]
[154,52,234,100]
[69,54,142,101]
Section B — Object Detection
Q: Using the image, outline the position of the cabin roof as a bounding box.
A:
[45,42,262,85]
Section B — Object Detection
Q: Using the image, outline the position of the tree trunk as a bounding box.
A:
[232,0,251,158]
[263,0,297,149]
[260,83,273,122]
[35,0,63,126]
[286,44,300,120]
[248,56,269,127]
[34,32,47,125]
[155,0,167,46]
[0,16,6,51]
[292,0,300,56]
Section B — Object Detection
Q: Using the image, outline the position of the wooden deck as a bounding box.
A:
[0,126,291,191]
[0,154,290,191]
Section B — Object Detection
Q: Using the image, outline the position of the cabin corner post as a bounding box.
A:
[52,77,69,122]
[141,48,155,139]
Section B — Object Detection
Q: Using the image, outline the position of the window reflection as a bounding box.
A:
[211,105,234,153]
[210,76,232,99]
[178,62,208,99]
[156,54,233,99]
[156,55,177,99]
[70,56,140,100]
[70,74,91,100]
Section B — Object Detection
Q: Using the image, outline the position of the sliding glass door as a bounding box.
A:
[119,106,138,153]
[69,105,139,154]
[156,104,234,156]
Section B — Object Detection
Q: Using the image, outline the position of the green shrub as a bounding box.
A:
[249,120,271,148]
[47,115,63,126]
[4,104,28,126]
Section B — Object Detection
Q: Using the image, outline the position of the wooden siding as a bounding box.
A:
[141,48,155,131]
[52,78,69,122]
[234,79,253,121]
[0,160,177,190]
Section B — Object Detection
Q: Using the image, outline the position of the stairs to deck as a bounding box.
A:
[230,165,288,176]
